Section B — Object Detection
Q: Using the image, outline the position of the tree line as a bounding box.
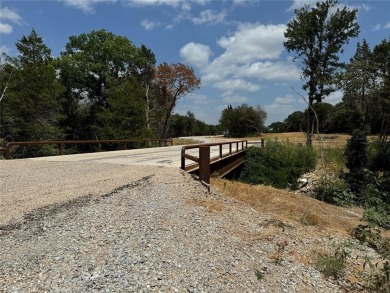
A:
[283,0,389,143]
[0,29,205,151]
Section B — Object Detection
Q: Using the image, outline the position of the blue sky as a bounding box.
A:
[1,0,389,125]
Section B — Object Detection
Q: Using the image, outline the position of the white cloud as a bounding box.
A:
[222,94,249,104]
[62,0,117,13]
[140,19,161,30]
[215,23,286,65]
[0,7,22,34]
[287,0,317,12]
[191,9,227,25]
[180,42,212,67]
[237,61,300,81]
[0,23,12,34]
[186,93,209,104]
[287,0,370,13]
[274,95,296,104]
[198,23,292,86]
[325,90,343,105]
[0,7,22,24]
[385,22,390,29]
[214,79,261,92]
[128,0,208,10]
[0,44,11,55]
[264,95,299,123]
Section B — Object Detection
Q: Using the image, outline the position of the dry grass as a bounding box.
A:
[248,132,352,148]
[172,138,203,145]
[211,178,365,236]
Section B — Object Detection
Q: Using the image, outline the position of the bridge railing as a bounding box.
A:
[181,140,248,184]
[0,138,173,159]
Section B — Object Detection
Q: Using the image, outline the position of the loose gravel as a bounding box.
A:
[0,164,377,292]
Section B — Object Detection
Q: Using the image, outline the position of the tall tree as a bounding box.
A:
[152,63,201,138]
[136,45,156,132]
[0,29,63,148]
[284,0,359,144]
[371,38,390,142]
[57,29,155,139]
[342,40,376,130]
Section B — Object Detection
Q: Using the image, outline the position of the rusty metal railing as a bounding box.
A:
[0,138,173,159]
[181,140,248,184]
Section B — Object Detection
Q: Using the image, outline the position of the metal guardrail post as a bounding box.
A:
[199,146,210,184]
[181,147,186,170]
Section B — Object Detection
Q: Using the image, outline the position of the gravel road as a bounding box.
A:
[0,159,365,292]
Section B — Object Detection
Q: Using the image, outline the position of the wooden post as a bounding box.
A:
[199,146,210,184]
[261,139,265,148]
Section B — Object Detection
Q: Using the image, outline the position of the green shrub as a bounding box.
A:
[370,140,390,172]
[344,130,369,195]
[313,174,356,207]
[315,244,350,279]
[240,141,316,189]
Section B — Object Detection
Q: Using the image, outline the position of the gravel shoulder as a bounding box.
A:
[0,160,378,292]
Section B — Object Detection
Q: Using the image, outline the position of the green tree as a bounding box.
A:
[0,29,64,150]
[342,40,376,131]
[57,29,154,139]
[283,111,305,132]
[267,121,286,133]
[219,104,267,137]
[371,38,390,142]
[303,102,334,133]
[284,0,359,144]
[96,79,147,139]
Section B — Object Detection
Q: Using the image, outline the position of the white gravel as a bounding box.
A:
[0,160,373,292]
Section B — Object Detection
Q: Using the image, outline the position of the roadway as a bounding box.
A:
[0,136,242,226]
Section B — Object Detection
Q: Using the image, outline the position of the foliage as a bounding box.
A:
[0,30,64,157]
[152,62,201,138]
[167,111,218,137]
[284,0,359,144]
[315,253,346,279]
[352,223,390,293]
[283,111,305,132]
[96,79,147,139]
[267,121,285,133]
[344,130,369,195]
[366,261,390,293]
[240,141,316,189]
[361,174,390,230]
[56,29,152,140]
[313,174,356,207]
[219,104,267,137]
[315,243,350,279]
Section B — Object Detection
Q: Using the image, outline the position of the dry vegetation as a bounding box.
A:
[204,133,389,291]
[172,138,203,145]
[211,178,364,236]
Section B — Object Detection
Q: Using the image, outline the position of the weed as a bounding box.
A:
[365,261,390,293]
[269,240,288,265]
[255,269,265,281]
[299,208,317,226]
[315,242,351,279]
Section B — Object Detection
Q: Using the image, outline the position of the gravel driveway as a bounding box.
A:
[1,159,347,292]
